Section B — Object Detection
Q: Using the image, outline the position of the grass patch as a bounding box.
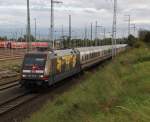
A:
[26,47,150,122]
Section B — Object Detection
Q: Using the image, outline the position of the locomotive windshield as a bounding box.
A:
[23,54,47,67]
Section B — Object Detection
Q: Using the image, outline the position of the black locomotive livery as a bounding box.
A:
[20,44,127,87]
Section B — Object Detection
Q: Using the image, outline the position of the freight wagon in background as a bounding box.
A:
[0,41,49,49]
[0,41,7,48]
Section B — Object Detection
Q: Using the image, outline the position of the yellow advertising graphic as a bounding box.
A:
[57,58,62,73]
[56,54,77,73]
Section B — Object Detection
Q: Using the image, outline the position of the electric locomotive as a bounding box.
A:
[20,44,127,88]
[20,49,80,87]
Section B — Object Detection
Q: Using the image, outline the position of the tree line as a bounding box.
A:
[0,29,150,49]
[128,29,150,48]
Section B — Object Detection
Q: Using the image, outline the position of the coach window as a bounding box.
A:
[82,56,84,61]
[84,56,85,61]
[106,50,108,55]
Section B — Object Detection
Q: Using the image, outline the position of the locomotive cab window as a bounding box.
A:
[23,54,47,69]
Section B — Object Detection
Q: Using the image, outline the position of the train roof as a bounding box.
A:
[25,51,52,55]
[76,44,127,55]
[54,49,78,57]
[24,44,127,56]
[24,49,76,57]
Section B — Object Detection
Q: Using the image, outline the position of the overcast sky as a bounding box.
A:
[0,0,150,38]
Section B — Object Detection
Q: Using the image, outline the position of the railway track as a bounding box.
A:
[0,53,23,61]
[0,50,25,57]
[0,80,20,91]
[0,91,39,115]
[0,74,20,91]
[0,57,23,61]
[0,53,25,57]
[0,54,24,58]
[0,52,25,61]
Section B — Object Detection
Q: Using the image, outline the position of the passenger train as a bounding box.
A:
[20,44,127,88]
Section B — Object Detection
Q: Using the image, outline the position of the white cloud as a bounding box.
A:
[0,0,150,38]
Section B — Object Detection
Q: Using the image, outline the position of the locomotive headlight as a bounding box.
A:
[22,75,26,77]
[40,75,44,78]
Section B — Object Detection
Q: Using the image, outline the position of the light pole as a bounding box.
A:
[69,15,72,40]
[50,0,63,49]
[69,14,72,48]
[131,24,136,36]
[91,23,93,41]
[104,27,106,39]
[61,24,64,39]
[34,18,37,41]
[96,25,105,45]
[84,26,87,40]
[15,32,18,41]
[95,21,98,39]
[27,0,31,52]
[112,0,117,58]
[124,15,131,37]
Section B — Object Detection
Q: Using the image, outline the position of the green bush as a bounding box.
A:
[127,35,137,47]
